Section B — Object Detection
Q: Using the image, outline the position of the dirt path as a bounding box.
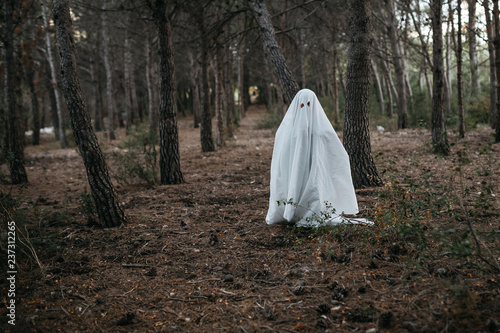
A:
[1,105,499,332]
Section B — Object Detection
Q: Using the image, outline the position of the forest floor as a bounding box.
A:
[1,105,500,333]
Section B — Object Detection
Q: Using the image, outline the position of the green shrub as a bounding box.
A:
[112,124,158,185]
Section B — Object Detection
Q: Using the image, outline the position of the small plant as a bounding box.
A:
[112,124,158,185]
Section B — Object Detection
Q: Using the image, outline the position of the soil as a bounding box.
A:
[1,105,499,332]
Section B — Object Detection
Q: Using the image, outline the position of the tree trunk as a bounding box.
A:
[151,0,184,184]
[249,0,300,104]
[101,2,116,140]
[53,0,125,227]
[337,56,346,102]
[188,52,201,128]
[384,71,394,118]
[371,59,385,115]
[224,43,236,127]
[89,58,103,132]
[146,30,155,133]
[332,42,340,124]
[214,46,225,147]
[24,42,41,146]
[468,0,481,97]
[238,41,245,119]
[431,0,450,154]
[42,0,68,148]
[385,0,408,129]
[3,0,28,184]
[455,1,466,138]
[123,31,133,132]
[379,56,397,117]
[198,11,215,152]
[494,0,500,142]
[343,0,382,189]
[44,60,60,139]
[483,0,498,128]
[445,14,452,115]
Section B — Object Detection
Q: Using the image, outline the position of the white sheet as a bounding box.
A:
[266,89,371,227]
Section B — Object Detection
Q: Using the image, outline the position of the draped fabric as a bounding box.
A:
[266,89,369,227]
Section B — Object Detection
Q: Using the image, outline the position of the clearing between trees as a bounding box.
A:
[1,105,499,332]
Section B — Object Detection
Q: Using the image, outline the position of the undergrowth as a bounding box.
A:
[112,124,158,185]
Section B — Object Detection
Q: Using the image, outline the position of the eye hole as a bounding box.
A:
[307,102,310,107]
[300,103,304,108]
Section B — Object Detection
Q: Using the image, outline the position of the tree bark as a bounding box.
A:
[23,31,41,146]
[343,0,382,189]
[189,52,201,128]
[123,31,133,132]
[101,1,116,140]
[455,1,466,138]
[468,0,481,97]
[151,0,184,184]
[145,29,155,133]
[224,43,236,128]
[371,59,385,115]
[431,0,450,154]
[494,0,500,142]
[3,0,28,184]
[249,0,300,104]
[238,41,246,119]
[384,0,408,129]
[53,0,125,227]
[214,46,225,147]
[198,10,215,152]
[332,41,340,124]
[42,0,68,148]
[483,0,498,128]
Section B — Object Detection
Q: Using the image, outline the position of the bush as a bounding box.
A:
[466,96,491,128]
[112,124,158,185]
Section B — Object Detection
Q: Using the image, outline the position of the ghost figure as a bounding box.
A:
[266,89,370,227]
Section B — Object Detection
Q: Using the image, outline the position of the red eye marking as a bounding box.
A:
[300,103,304,108]
[307,102,310,107]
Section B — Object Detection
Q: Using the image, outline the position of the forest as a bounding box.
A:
[1,0,500,332]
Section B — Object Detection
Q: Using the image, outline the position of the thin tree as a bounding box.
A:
[249,0,300,104]
[384,0,408,128]
[149,0,184,184]
[196,6,215,152]
[468,0,480,97]
[431,0,450,154]
[343,0,383,188]
[2,0,28,184]
[101,1,116,140]
[53,0,126,227]
[41,0,68,148]
[452,0,466,138]
[494,0,500,142]
[22,20,41,146]
[483,0,498,128]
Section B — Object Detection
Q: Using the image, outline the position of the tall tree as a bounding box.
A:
[53,0,126,227]
[150,0,184,184]
[249,0,300,104]
[483,0,498,128]
[384,0,408,128]
[494,0,500,142]
[42,0,68,148]
[453,0,466,138]
[3,0,28,184]
[101,1,116,140]
[468,0,481,97]
[196,6,215,152]
[22,18,41,146]
[431,0,450,154]
[343,0,382,188]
